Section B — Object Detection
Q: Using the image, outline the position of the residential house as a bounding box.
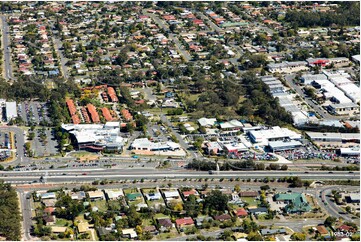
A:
[157,218,173,231]
[214,214,232,222]
[144,191,162,201]
[70,191,86,200]
[39,192,56,200]
[88,190,105,201]
[126,192,143,202]
[43,215,56,226]
[42,199,57,207]
[316,225,329,237]
[336,225,357,234]
[44,207,55,215]
[78,222,89,234]
[143,225,158,235]
[162,190,181,201]
[248,207,268,216]
[182,189,199,199]
[104,189,124,201]
[97,227,112,237]
[175,217,194,229]
[51,226,67,234]
[122,228,138,239]
[235,208,248,218]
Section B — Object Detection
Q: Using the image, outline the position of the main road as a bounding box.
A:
[0,169,359,184]
[0,126,27,164]
[1,15,13,80]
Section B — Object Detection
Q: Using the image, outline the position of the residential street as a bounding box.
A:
[1,15,13,80]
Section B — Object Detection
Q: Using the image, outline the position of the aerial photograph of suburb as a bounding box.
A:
[0,1,359,241]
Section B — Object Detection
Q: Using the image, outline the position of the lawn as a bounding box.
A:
[146,199,165,209]
[154,213,170,219]
[128,199,144,206]
[55,218,73,227]
[142,218,155,226]
[141,188,158,194]
[156,230,179,240]
[123,188,139,194]
[242,197,260,207]
[91,200,108,212]
[107,200,121,210]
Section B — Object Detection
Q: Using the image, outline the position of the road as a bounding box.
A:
[1,15,13,80]
[52,37,69,79]
[159,113,198,158]
[321,187,359,223]
[141,9,191,62]
[19,191,35,241]
[1,169,359,184]
[0,126,27,164]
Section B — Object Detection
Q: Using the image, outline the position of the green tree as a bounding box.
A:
[324,216,337,227]
[184,195,200,217]
[247,232,263,241]
[204,190,229,213]
[291,232,307,241]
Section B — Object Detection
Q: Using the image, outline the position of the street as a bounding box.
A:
[1,15,13,80]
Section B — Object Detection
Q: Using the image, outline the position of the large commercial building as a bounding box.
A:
[5,101,17,122]
[130,138,181,152]
[328,103,359,116]
[267,61,308,73]
[61,122,125,152]
[300,74,328,85]
[268,140,303,152]
[306,132,360,143]
[248,126,302,146]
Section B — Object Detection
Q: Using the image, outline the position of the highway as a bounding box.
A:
[1,15,13,80]
[1,169,359,184]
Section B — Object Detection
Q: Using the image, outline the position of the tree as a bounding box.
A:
[234,184,241,193]
[247,232,263,241]
[324,216,337,227]
[291,232,307,241]
[280,164,288,170]
[184,195,200,217]
[204,190,229,212]
[0,181,21,240]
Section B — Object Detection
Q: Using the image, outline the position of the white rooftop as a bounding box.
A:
[198,117,217,127]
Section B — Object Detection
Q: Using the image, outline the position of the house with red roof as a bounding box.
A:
[107,87,119,102]
[121,109,133,121]
[101,107,113,121]
[66,99,80,124]
[182,189,199,199]
[87,104,100,123]
[175,217,194,228]
[235,208,248,218]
